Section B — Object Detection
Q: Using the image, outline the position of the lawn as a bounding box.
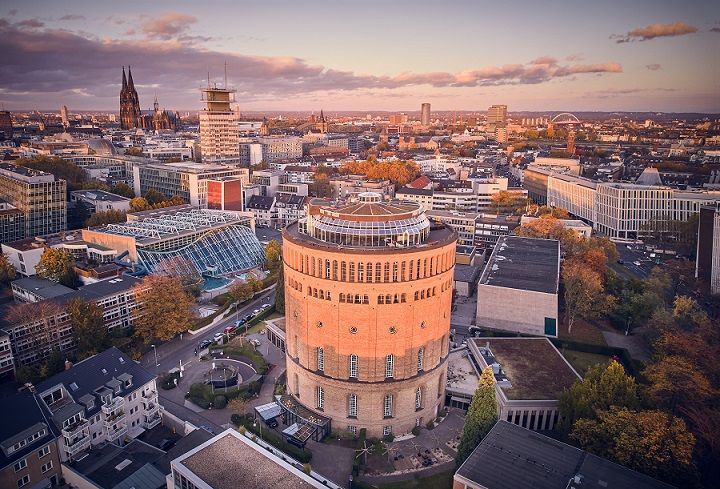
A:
[375,469,454,489]
[560,349,613,375]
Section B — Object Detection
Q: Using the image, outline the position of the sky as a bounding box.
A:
[0,0,718,113]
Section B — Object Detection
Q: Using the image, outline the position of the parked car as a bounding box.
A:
[252,309,261,315]
[199,339,212,349]
[617,259,624,264]
[266,418,278,428]
[213,332,224,342]
[633,261,641,266]
[223,326,235,335]
[235,319,246,327]
[199,425,216,435]
[250,339,261,347]
[261,303,271,309]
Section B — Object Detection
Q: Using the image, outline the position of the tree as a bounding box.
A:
[274,266,285,314]
[643,355,716,415]
[557,360,639,436]
[456,366,498,467]
[129,197,150,212]
[229,282,255,304]
[227,397,249,416]
[144,189,166,205]
[66,298,107,358]
[85,209,127,227]
[132,275,195,342]
[248,277,263,293]
[110,182,135,198]
[35,248,80,288]
[0,253,16,284]
[265,240,281,271]
[562,262,610,333]
[570,408,696,485]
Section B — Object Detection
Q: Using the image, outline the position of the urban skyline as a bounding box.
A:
[1,0,719,112]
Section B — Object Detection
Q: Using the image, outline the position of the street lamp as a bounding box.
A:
[253,420,263,440]
[151,344,159,368]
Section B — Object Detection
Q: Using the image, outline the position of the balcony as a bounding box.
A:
[105,423,128,443]
[142,389,158,401]
[101,396,125,415]
[61,418,90,438]
[143,413,162,430]
[143,400,160,418]
[64,433,91,458]
[103,409,126,427]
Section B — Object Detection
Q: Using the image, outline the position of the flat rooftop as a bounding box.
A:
[471,337,581,400]
[456,421,675,489]
[71,189,131,202]
[480,235,559,294]
[446,349,480,397]
[178,431,319,489]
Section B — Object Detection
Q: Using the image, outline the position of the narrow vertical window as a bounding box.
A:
[349,354,358,378]
[415,387,422,410]
[417,347,424,372]
[316,386,324,410]
[383,394,393,417]
[385,354,394,379]
[317,347,324,372]
[348,394,358,417]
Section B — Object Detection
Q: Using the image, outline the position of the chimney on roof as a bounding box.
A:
[65,360,73,370]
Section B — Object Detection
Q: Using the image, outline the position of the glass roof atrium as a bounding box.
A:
[299,192,431,248]
[102,208,264,277]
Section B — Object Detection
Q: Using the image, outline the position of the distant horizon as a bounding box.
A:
[1,0,718,112]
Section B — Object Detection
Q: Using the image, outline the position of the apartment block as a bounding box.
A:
[34,347,160,462]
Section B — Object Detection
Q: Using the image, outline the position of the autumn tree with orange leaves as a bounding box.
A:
[340,159,420,187]
[132,275,195,342]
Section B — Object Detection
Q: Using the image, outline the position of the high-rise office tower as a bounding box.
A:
[421,103,431,126]
[0,111,13,139]
[282,192,457,437]
[199,81,240,164]
[487,104,508,125]
[60,105,69,126]
[0,163,66,239]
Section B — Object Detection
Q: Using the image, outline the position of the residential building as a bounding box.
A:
[81,205,264,277]
[169,429,331,489]
[476,236,560,337]
[246,195,276,228]
[0,390,62,489]
[454,421,675,489]
[696,204,720,294]
[0,163,67,241]
[282,193,457,437]
[34,347,160,462]
[70,190,131,214]
[199,85,240,164]
[0,276,145,367]
[467,338,581,430]
[131,161,249,208]
[275,193,307,228]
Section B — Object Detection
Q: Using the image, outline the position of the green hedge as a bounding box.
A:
[192,301,232,330]
[220,344,269,374]
[231,414,312,463]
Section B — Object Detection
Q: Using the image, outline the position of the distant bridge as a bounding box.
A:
[551,112,581,125]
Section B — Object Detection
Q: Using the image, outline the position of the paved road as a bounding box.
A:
[141,289,276,377]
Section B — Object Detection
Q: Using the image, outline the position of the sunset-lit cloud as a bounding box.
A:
[613,21,698,43]
[646,64,662,70]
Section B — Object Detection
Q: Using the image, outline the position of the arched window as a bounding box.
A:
[417,347,425,372]
[358,262,364,282]
[332,260,338,280]
[366,262,373,283]
[378,295,385,305]
[348,393,358,417]
[385,354,394,379]
[317,347,324,372]
[339,293,346,303]
[383,262,390,282]
[341,262,347,281]
[383,394,393,418]
[349,354,358,378]
[401,293,406,303]
[415,387,422,410]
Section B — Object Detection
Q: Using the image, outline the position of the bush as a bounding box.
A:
[411,426,420,436]
[302,463,311,474]
[441,407,448,417]
[213,395,228,409]
[190,397,210,409]
[382,433,395,443]
[212,292,233,306]
[426,420,435,430]
[160,372,180,390]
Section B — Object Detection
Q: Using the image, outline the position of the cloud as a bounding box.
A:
[565,53,584,62]
[140,12,198,40]
[645,64,662,71]
[711,27,720,33]
[613,21,697,43]
[17,19,44,28]
[0,20,623,107]
[59,14,85,21]
[591,87,677,98]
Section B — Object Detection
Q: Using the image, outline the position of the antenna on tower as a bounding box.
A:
[224,61,228,89]
[207,69,210,88]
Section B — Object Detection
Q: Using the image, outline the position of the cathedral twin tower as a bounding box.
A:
[119,66,178,131]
